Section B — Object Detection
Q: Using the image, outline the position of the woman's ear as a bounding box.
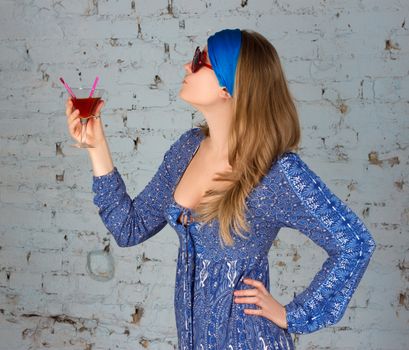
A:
[219,87,232,99]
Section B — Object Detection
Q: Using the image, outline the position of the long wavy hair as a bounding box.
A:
[192,29,301,247]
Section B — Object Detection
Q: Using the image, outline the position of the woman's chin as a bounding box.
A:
[178,89,190,102]
[178,93,198,108]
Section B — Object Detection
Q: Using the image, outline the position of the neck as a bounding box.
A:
[199,100,233,160]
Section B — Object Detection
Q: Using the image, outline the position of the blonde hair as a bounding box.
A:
[193,29,301,247]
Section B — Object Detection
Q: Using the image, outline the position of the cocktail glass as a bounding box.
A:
[70,87,104,148]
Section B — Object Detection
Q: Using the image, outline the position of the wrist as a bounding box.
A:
[87,139,114,177]
[282,305,288,329]
[88,137,108,151]
[272,304,288,330]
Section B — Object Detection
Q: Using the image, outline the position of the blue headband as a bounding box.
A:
[207,28,242,97]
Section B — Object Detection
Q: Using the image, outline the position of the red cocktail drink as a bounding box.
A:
[72,97,102,118]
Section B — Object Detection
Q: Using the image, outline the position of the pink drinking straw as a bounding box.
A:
[89,76,99,97]
[59,77,76,99]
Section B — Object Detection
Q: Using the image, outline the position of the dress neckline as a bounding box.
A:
[171,128,206,216]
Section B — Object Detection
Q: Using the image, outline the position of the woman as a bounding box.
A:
[65,28,376,350]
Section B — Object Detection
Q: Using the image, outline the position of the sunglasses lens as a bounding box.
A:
[192,48,201,72]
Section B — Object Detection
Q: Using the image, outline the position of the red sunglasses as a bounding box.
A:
[191,46,213,73]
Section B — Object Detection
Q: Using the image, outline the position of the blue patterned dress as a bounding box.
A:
[92,127,376,349]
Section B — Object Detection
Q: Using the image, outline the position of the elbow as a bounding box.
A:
[350,229,376,261]
[102,218,133,248]
[358,222,377,257]
[107,229,127,248]
[368,236,376,255]
[112,226,136,248]
[114,237,127,248]
[113,233,134,248]
[99,213,135,248]
[111,223,151,248]
[362,234,376,259]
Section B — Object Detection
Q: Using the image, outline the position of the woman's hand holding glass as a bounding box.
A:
[65,97,106,148]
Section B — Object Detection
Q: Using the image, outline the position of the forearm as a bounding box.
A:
[87,139,114,176]
[92,159,170,247]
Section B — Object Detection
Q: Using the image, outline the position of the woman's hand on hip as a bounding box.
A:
[233,277,288,330]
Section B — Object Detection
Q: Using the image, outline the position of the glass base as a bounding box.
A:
[70,142,95,148]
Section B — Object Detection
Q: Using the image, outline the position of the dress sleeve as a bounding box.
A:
[91,131,187,247]
[274,152,376,334]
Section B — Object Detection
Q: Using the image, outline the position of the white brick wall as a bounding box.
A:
[1,0,407,349]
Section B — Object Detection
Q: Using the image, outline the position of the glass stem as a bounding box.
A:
[80,118,88,145]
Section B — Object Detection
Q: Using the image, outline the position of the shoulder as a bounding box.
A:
[276,151,306,175]
[178,127,200,142]
[163,127,202,159]
[274,151,337,207]
[171,127,201,149]
[266,151,303,178]
[266,151,323,190]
